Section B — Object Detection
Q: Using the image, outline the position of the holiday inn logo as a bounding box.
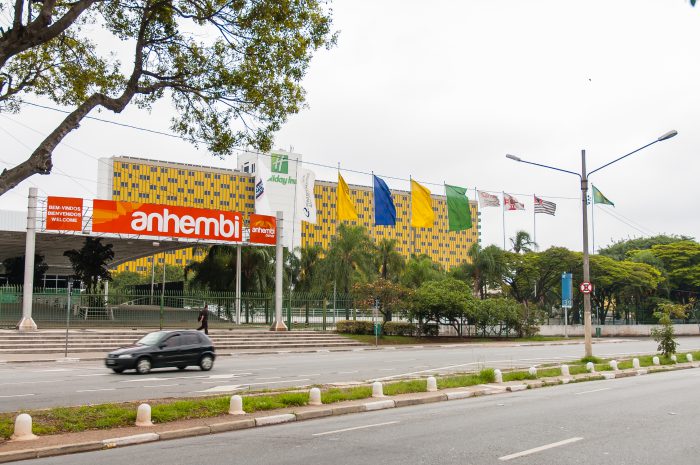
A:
[271,154,288,174]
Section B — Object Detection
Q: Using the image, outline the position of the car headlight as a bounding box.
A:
[118,354,133,359]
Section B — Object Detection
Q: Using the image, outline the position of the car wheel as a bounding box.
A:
[199,355,214,371]
[112,368,124,374]
[136,357,152,374]
[177,365,186,371]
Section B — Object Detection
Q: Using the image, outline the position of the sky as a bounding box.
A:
[1,0,699,253]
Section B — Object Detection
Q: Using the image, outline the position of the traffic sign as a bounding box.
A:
[579,282,593,294]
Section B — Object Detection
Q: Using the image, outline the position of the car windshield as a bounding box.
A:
[136,331,167,346]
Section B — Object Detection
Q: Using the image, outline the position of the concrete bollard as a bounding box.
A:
[687,354,694,363]
[671,354,677,363]
[609,360,619,372]
[528,366,537,378]
[653,356,660,366]
[308,388,322,406]
[229,395,245,415]
[494,369,503,384]
[586,362,595,373]
[426,376,437,392]
[372,381,384,398]
[632,358,640,369]
[11,413,37,441]
[560,364,570,377]
[135,403,153,427]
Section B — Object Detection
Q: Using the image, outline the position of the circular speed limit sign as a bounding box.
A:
[579,282,592,294]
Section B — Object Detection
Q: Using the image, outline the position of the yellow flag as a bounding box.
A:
[411,179,434,228]
[337,173,358,221]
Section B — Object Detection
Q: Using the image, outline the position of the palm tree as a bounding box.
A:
[322,224,374,294]
[376,238,405,281]
[510,230,537,254]
[187,245,274,292]
[464,243,505,299]
[294,245,323,292]
[63,238,114,293]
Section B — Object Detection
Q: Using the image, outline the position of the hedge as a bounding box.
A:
[382,321,416,336]
[336,320,374,335]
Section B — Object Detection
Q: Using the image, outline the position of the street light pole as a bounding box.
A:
[580,150,593,358]
[506,130,677,359]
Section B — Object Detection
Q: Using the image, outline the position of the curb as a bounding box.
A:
[1,362,697,463]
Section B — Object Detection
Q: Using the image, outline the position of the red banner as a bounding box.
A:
[92,200,242,242]
[249,214,277,245]
[46,196,83,231]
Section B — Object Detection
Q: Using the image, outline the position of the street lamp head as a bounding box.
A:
[657,130,678,142]
[505,154,522,162]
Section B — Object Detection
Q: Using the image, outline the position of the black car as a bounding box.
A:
[105,330,215,374]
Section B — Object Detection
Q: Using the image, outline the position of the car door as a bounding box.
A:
[155,334,184,367]
[179,333,201,366]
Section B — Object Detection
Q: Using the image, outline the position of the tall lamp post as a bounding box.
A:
[506,130,677,358]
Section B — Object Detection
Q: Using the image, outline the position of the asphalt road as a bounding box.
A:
[2,337,700,412]
[17,362,700,465]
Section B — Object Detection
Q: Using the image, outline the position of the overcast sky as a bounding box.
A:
[1,0,698,253]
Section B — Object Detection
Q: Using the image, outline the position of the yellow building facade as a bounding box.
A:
[100,156,480,273]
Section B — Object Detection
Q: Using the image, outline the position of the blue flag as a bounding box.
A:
[373,175,396,226]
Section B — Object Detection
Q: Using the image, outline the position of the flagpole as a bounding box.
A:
[502,191,506,250]
[591,197,596,254]
[533,194,537,249]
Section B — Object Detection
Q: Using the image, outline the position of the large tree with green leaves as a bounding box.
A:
[410,277,476,336]
[63,237,114,292]
[1,254,48,285]
[0,0,335,195]
[320,224,374,294]
[400,254,443,289]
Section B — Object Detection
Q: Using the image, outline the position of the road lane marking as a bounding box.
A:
[575,388,611,395]
[255,377,281,380]
[144,384,178,388]
[76,388,116,393]
[499,437,583,461]
[312,421,400,437]
[197,378,310,393]
[120,377,174,383]
[0,394,35,398]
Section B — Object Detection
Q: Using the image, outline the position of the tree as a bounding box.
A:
[353,278,411,322]
[400,254,443,288]
[63,237,114,292]
[651,302,688,356]
[321,224,374,294]
[110,270,144,290]
[510,230,537,254]
[376,238,404,281]
[460,243,505,299]
[598,235,692,261]
[410,277,476,336]
[293,245,323,292]
[1,254,48,285]
[649,241,700,302]
[0,0,335,195]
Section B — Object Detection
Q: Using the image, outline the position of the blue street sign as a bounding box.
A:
[561,272,573,309]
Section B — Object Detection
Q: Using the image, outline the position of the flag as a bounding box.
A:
[504,193,525,211]
[592,185,614,206]
[336,173,358,221]
[478,190,500,207]
[254,155,273,216]
[296,168,317,224]
[534,195,556,216]
[445,184,472,231]
[373,175,396,226]
[410,180,434,228]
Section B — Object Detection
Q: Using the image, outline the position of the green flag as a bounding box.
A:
[445,184,472,231]
[592,185,614,206]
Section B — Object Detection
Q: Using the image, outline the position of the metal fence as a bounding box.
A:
[0,286,381,330]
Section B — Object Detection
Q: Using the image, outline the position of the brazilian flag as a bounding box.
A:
[592,185,614,206]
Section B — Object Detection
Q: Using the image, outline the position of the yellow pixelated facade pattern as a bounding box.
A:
[110,157,480,273]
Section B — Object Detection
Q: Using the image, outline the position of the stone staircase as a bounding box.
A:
[0,329,366,354]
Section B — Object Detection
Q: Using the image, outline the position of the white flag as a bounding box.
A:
[254,156,273,216]
[478,190,500,207]
[296,168,317,224]
[504,193,525,211]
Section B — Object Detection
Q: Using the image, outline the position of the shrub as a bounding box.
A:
[420,324,439,337]
[336,320,374,335]
[382,321,416,336]
[651,303,688,356]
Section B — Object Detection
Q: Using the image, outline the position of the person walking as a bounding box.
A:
[197,304,209,335]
